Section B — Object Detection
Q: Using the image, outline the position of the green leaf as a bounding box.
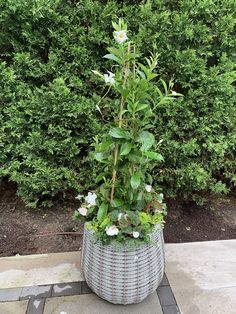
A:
[111,21,120,31]
[108,210,119,221]
[107,47,122,58]
[139,212,152,224]
[109,128,130,139]
[138,131,155,151]
[103,54,122,64]
[143,151,164,161]
[120,142,132,155]
[100,217,110,228]
[91,70,103,78]
[135,192,145,210]
[128,212,140,226]
[127,189,133,202]
[130,173,141,189]
[147,73,158,81]
[95,172,107,183]
[111,198,124,207]
[135,103,149,112]
[161,79,168,95]
[153,213,163,224]
[99,141,113,150]
[94,152,104,162]
[128,151,142,163]
[97,203,108,223]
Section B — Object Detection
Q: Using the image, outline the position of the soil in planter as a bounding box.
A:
[0,180,235,257]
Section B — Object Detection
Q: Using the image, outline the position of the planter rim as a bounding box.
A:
[83,222,163,251]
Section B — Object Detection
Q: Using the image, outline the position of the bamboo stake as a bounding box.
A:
[110,42,131,203]
[132,44,136,174]
[133,45,136,79]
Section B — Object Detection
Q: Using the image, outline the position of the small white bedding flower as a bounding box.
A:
[172,91,177,95]
[114,30,128,44]
[85,192,97,206]
[118,213,123,220]
[105,225,119,236]
[78,207,87,216]
[145,184,152,193]
[132,231,140,238]
[75,194,83,200]
[104,71,115,85]
[159,193,164,203]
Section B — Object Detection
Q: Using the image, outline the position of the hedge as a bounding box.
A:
[0,0,235,206]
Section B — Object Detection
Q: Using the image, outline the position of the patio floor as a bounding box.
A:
[0,240,235,314]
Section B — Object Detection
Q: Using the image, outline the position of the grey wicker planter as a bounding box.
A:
[81,224,165,304]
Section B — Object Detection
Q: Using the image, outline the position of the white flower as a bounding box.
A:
[78,207,87,216]
[145,184,152,193]
[85,192,97,206]
[104,72,115,85]
[118,213,127,220]
[159,193,164,203]
[132,231,140,238]
[114,30,128,44]
[172,91,177,95]
[105,225,119,236]
[75,194,84,200]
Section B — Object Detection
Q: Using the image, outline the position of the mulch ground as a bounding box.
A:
[0,180,235,257]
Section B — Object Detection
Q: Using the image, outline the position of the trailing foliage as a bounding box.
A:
[0,0,235,206]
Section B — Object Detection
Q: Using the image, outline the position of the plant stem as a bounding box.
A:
[36,232,83,237]
[110,42,131,203]
[133,45,136,79]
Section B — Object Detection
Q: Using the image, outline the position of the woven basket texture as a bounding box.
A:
[82,225,165,304]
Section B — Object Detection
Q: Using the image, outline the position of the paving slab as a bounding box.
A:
[20,285,52,300]
[171,286,236,314]
[0,300,28,314]
[52,282,81,297]
[0,252,83,289]
[165,240,236,314]
[27,298,45,314]
[0,287,22,301]
[44,293,163,314]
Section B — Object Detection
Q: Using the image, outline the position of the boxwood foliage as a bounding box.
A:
[0,0,235,206]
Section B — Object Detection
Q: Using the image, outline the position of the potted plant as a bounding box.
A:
[73,19,177,305]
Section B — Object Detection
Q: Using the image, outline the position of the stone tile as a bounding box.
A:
[0,287,22,301]
[157,286,176,306]
[27,298,45,314]
[52,282,81,297]
[0,300,28,314]
[20,285,52,300]
[171,286,236,314]
[0,251,83,289]
[44,293,163,314]
[160,273,169,286]
[165,240,236,290]
[81,281,92,294]
[165,240,236,314]
[163,304,180,314]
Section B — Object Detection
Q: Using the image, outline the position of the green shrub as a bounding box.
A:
[132,0,236,202]
[0,0,235,206]
[0,68,100,206]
